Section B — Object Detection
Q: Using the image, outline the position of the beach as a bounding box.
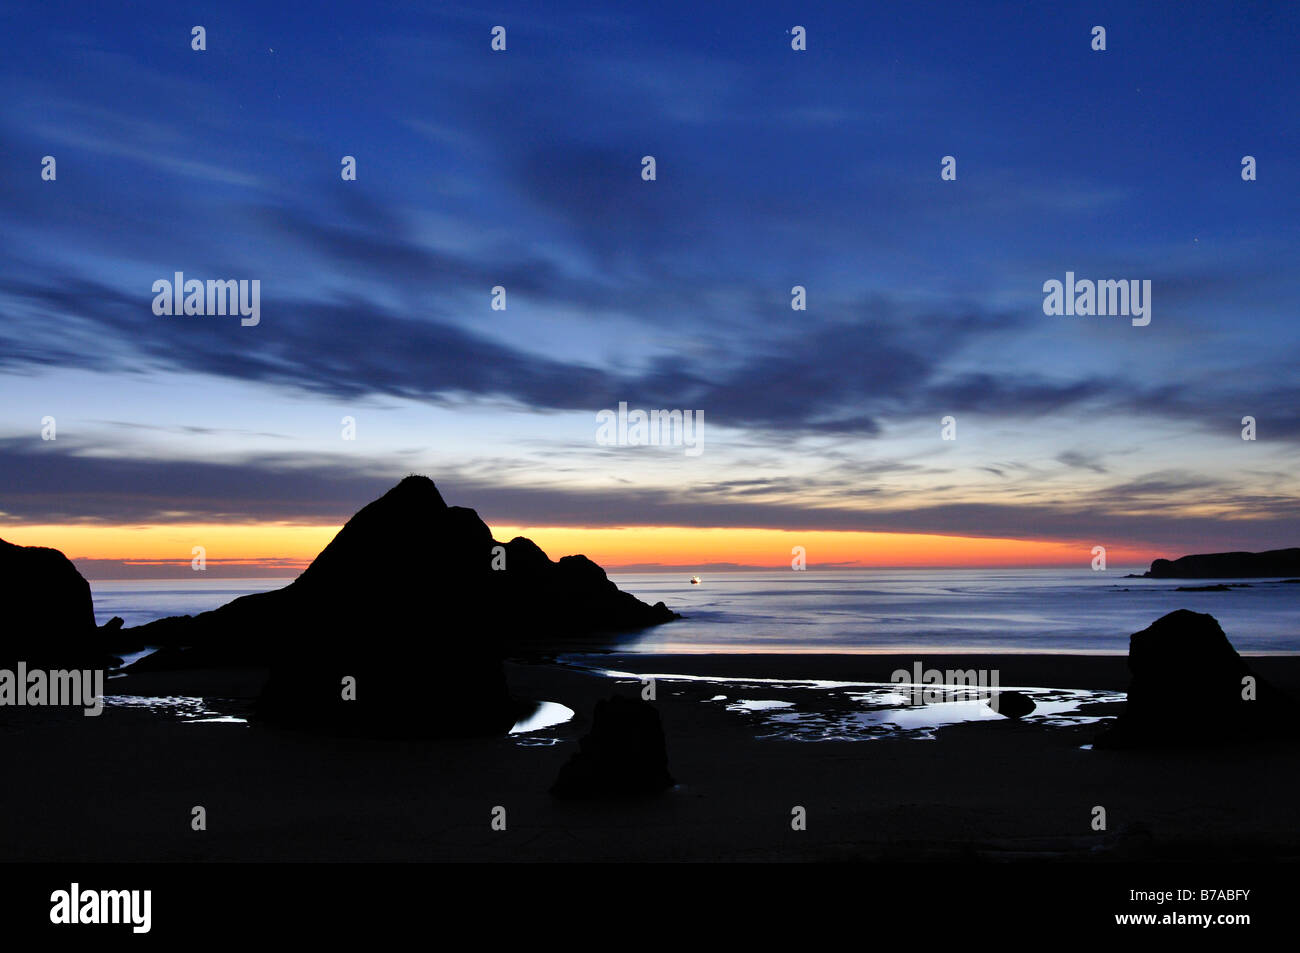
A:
[4,652,1298,863]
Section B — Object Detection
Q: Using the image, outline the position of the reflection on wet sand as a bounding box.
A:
[578,665,1125,742]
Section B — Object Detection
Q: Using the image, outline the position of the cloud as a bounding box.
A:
[0,438,396,524]
[1056,450,1109,474]
[5,263,1212,440]
[73,557,307,581]
[2,440,1296,554]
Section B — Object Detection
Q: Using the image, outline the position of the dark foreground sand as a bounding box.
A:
[2,654,1298,862]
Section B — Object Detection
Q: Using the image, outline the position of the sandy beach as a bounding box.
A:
[4,652,1298,863]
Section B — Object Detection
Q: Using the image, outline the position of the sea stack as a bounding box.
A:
[255,476,515,737]
[1095,609,1295,748]
[124,476,680,737]
[0,538,116,668]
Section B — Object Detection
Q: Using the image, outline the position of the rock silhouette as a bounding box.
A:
[1142,548,1300,579]
[551,695,675,798]
[129,476,678,658]
[124,476,679,736]
[991,691,1036,719]
[497,535,680,641]
[1095,609,1295,748]
[0,537,119,667]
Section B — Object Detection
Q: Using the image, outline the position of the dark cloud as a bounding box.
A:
[0,439,396,524]
[6,267,1230,439]
[2,440,1296,554]
[73,558,305,581]
[1056,450,1108,474]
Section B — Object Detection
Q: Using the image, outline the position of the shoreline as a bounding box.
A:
[551,651,1300,691]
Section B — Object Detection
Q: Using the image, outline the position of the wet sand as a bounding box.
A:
[2,654,1298,862]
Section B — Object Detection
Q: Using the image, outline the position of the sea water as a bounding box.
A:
[90,569,1300,655]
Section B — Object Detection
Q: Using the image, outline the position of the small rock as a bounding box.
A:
[990,691,1036,719]
[551,696,675,798]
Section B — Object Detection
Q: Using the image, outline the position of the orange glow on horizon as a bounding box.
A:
[492,526,1154,570]
[0,523,337,566]
[0,521,1158,575]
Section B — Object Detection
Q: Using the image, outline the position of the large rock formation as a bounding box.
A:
[1142,548,1300,579]
[0,538,115,667]
[494,535,680,641]
[125,476,679,736]
[551,695,676,798]
[1095,609,1294,748]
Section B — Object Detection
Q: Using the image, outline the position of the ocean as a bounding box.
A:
[90,569,1300,655]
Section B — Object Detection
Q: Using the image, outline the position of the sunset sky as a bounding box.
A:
[2,1,1298,577]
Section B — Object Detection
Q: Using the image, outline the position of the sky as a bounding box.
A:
[1,0,1298,576]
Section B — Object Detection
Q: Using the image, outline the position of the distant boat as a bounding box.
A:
[690,575,701,584]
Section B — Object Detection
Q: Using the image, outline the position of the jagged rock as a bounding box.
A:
[1144,548,1300,579]
[129,476,679,659]
[0,537,109,667]
[499,541,679,642]
[1095,609,1294,748]
[253,478,512,736]
[551,696,675,798]
[990,690,1036,719]
[96,616,142,656]
[121,476,679,737]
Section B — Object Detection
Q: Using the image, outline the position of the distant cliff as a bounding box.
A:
[1141,548,1300,579]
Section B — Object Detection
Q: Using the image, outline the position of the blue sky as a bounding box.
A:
[1,0,1298,563]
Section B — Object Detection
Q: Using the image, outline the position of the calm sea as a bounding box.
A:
[90,569,1300,655]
